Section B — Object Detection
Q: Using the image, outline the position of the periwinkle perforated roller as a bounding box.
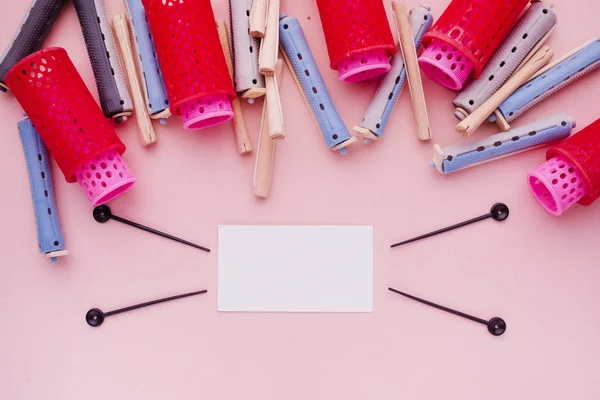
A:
[230,0,265,95]
[453,2,557,121]
[490,38,600,128]
[18,118,67,263]
[279,15,355,154]
[0,0,66,92]
[355,5,433,141]
[433,113,575,174]
[74,0,133,123]
[124,0,169,120]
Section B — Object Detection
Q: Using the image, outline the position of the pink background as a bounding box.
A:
[1,0,600,398]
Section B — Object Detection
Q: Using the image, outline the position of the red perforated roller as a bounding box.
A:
[316,0,396,83]
[528,119,600,216]
[143,0,235,130]
[419,0,530,90]
[6,48,135,206]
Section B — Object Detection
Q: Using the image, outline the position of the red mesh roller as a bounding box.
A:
[142,0,235,129]
[316,0,396,83]
[6,48,135,206]
[547,119,600,206]
[420,0,530,89]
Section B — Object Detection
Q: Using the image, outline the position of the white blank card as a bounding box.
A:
[218,225,373,312]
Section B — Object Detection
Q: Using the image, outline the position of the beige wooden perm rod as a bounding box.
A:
[111,14,157,146]
[392,0,432,141]
[250,0,268,38]
[217,19,253,155]
[254,60,284,198]
[259,0,280,75]
[456,45,554,137]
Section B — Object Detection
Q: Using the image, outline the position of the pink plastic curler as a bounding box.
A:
[418,39,473,90]
[528,155,589,216]
[76,150,136,207]
[338,49,391,83]
[180,94,234,130]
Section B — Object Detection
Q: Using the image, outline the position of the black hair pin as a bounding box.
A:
[86,289,208,327]
[391,203,509,248]
[388,287,506,336]
[93,205,210,252]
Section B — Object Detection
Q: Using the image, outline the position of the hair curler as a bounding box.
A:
[454,2,557,121]
[433,113,574,174]
[315,0,396,83]
[419,0,531,90]
[142,0,236,130]
[490,38,600,130]
[123,0,170,121]
[528,118,600,216]
[73,0,133,124]
[17,117,67,263]
[6,48,136,207]
[229,0,265,98]
[355,5,433,142]
[279,15,357,155]
[0,0,66,93]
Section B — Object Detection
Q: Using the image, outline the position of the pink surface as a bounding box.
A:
[1,1,600,399]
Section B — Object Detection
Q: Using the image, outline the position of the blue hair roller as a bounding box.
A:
[18,118,67,263]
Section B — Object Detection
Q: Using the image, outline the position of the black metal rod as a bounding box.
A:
[110,215,211,253]
[391,213,492,248]
[104,290,208,317]
[388,287,488,325]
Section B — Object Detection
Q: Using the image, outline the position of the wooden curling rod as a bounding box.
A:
[254,60,284,198]
[456,45,554,137]
[392,0,432,141]
[250,0,268,38]
[217,20,253,154]
[259,0,280,75]
[111,14,157,146]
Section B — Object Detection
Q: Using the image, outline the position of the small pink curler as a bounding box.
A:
[528,155,589,216]
[180,94,234,130]
[338,49,391,83]
[76,149,136,207]
[418,39,473,90]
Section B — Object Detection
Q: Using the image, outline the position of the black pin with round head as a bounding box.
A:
[391,203,509,248]
[86,289,208,327]
[93,205,210,252]
[388,287,506,336]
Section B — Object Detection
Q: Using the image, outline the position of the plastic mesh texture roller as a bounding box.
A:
[230,0,265,93]
[453,3,557,119]
[0,0,66,92]
[73,0,133,120]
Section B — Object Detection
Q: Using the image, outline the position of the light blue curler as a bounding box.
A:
[18,118,67,263]
[490,38,600,127]
[356,5,433,142]
[125,0,170,121]
[433,113,575,174]
[279,15,356,155]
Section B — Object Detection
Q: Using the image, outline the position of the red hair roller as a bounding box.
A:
[316,0,396,83]
[529,119,600,216]
[142,0,236,130]
[6,48,136,207]
[419,0,530,90]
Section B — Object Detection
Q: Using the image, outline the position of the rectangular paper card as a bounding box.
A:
[218,225,373,312]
